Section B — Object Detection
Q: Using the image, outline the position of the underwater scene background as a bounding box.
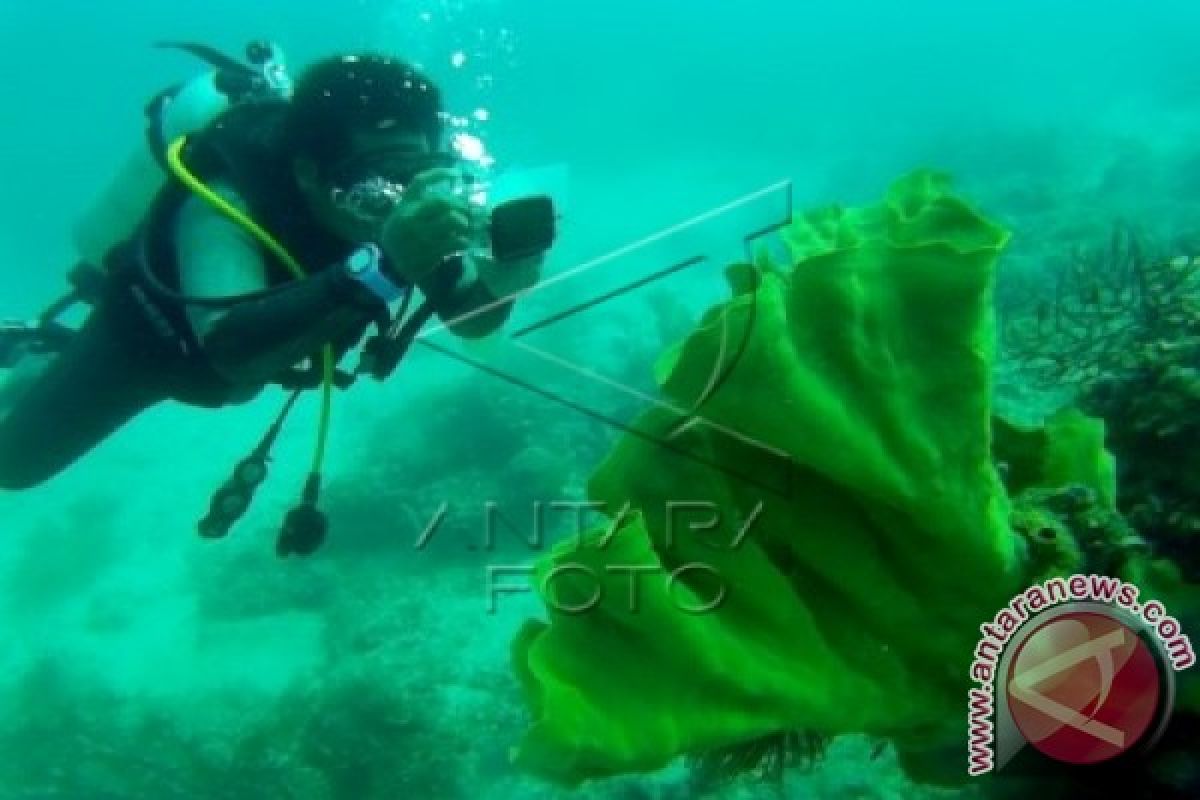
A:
[2,1,1200,798]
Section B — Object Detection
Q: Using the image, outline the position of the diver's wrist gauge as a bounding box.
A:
[343,243,404,305]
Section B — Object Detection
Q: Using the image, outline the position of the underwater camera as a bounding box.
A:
[329,150,558,260]
[356,188,558,383]
[489,194,556,262]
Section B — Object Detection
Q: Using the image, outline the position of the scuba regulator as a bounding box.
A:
[198,389,328,557]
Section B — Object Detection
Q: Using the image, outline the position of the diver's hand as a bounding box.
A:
[476,251,545,297]
[379,168,475,289]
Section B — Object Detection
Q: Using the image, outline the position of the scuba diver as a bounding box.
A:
[0,43,556,555]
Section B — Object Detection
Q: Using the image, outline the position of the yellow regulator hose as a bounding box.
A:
[166,136,334,476]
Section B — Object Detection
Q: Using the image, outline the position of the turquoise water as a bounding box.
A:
[1,1,1200,798]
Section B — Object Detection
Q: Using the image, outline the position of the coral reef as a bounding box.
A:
[1002,230,1200,391]
[507,173,1200,798]
[0,553,962,800]
[8,174,1200,800]
[994,234,1200,797]
[1001,236,1200,576]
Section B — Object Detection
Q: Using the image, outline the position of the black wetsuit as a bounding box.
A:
[0,105,389,490]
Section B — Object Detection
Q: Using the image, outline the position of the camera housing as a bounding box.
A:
[489,195,556,262]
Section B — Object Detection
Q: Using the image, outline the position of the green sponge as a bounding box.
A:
[511,172,1028,785]
[993,409,1118,509]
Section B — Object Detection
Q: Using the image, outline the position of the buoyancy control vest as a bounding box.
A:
[105,101,377,406]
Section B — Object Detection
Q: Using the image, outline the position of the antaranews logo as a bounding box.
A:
[966,574,1195,776]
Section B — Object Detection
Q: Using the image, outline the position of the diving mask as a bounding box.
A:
[330,175,407,225]
[328,150,462,225]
